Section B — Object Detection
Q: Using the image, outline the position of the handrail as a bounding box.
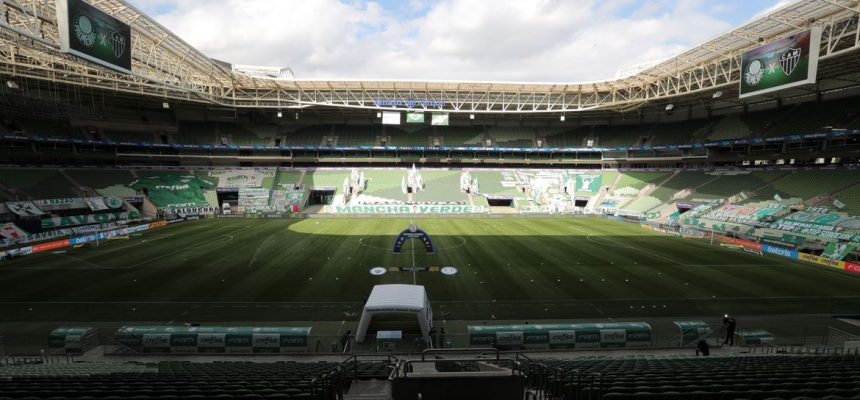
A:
[421,347,499,361]
[402,355,518,378]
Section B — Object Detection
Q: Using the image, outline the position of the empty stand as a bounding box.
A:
[532,354,860,400]
[747,171,858,204]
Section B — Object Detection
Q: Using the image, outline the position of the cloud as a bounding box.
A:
[128,0,758,82]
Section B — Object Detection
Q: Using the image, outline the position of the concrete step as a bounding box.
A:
[344,379,392,400]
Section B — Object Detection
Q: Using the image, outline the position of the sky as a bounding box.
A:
[127,0,793,82]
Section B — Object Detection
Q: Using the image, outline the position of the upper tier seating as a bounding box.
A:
[746,171,858,203]
[689,172,787,202]
[0,169,78,200]
[361,170,410,202]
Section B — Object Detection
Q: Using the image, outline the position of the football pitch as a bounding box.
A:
[1,217,859,324]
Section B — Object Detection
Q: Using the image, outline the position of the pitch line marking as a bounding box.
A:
[248,234,277,267]
[357,236,468,251]
[573,226,688,265]
[123,233,235,269]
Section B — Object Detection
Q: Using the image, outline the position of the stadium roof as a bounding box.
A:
[1,0,859,113]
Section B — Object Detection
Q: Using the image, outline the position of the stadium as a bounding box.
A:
[1,0,860,399]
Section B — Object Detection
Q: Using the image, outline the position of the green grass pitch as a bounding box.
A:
[1,217,859,323]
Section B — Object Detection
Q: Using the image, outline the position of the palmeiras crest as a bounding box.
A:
[779,47,801,76]
[109,31,126,59]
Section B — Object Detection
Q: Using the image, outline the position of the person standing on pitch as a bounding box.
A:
[724,318,737,346]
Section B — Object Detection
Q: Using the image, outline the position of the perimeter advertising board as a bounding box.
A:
[468,323,651,349]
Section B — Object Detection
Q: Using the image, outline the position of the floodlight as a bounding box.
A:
[560,115,566,122]
[712,91,723,99]
[277,111,283,118]
[162,102,170,109]
[376,112,382,118]
[665,104,674,111]
[470,114,475,120]
[6,80,19,89]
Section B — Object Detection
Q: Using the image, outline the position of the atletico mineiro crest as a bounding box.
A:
[109,31,126,58]
[779,47,801,76]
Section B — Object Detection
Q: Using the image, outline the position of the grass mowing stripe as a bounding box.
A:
[1,217,859,322]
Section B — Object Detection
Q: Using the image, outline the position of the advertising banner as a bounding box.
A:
[468,322,651,349]
[33,198,86,209]
[166,206,217,215]
[761,244,798,259]
[718,236,762,251]
[41,210,140,229]
[238,188,270,207]
[116,326,310,354]
[209,169,274,189]
[771,211,860,241]
[32,239,71,254]
[327,204,486,214]
[705,204,784,224]
[798,252,846,270]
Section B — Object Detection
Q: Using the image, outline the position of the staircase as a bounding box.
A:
[344,379,392,400]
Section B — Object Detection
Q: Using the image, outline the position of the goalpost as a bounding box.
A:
[88,225,129,247]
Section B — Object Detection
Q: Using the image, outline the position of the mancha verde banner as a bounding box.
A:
[327,205,486,214]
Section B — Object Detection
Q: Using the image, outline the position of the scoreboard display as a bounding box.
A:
[56,0,132,73]
[739,27,821,98]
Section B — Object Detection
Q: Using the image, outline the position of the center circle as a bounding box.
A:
[358,235,467,251]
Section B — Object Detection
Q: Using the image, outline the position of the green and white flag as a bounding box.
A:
[576,174,603,194]
[128,175,214,209]
[833,199,845,210]
[406,112,425,123]
[6,201,45,216]
[431,113,449,126]
[85,197,109,211]
[822,241,855,260]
